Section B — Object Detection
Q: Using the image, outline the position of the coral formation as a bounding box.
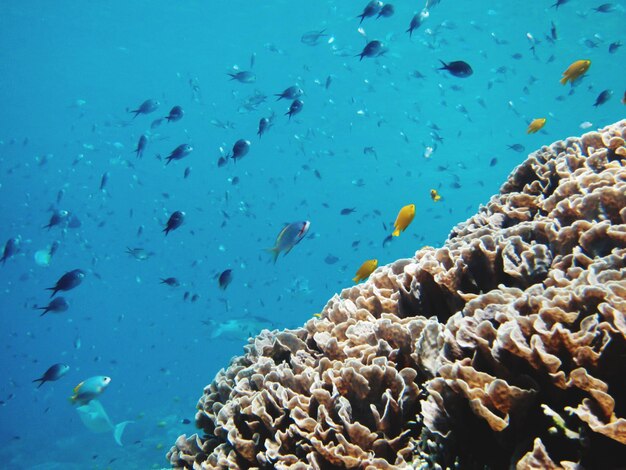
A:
[168,120,626,469]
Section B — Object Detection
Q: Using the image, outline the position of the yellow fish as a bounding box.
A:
[392,204,415,237]
[353,259,378,283]
[560,59,591,85]
[527,118,546,134]
[430,189,442,202]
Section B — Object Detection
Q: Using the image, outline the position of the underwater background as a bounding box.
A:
[0,0,624,468]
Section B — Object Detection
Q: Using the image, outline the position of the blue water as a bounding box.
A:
[0,1,624,468]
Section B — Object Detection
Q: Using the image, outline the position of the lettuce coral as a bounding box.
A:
[168,120,626,469]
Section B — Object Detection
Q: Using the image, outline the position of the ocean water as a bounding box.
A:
[0,1,623,468]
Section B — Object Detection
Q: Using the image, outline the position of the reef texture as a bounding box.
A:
[168,120,626,469]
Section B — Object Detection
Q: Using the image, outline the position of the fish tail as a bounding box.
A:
[438,60,448,70]
[352,275,361,283]
[392,228,400,237]
[32,378,44,388]
[265,247,280,263]
[46,287,57,298]
[68,395,76,404]
[559,76,568,85]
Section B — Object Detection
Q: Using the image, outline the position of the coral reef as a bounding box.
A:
[168,120,626,469]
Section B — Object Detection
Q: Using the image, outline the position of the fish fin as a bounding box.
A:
[265,247,280,263]
[68,395,76,404]
[73,382,84,394]
[113,421,134,446]
[392,228,400,237]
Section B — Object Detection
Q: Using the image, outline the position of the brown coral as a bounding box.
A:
[168,120,626,469]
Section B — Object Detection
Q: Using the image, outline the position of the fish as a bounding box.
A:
[266,221,310,263]
[228,71,256,83]
[46,269,86,297]
[340,208,356,215]
[593,90,612,107]
[438,60,473,78]
[70,376,111,406]
[406,10,429,37]
[527,118,547,134]
[257,117,271,138]
[129,99,159,118]
[353,259,378,283]
[36,297,69,316]
[125,247,153,261]
[357,40,385,60]
[285,99,303,119]
[1,237,20,265]
[275,86,303,101]
[75,399,132,446]
[357,1,383,23]
[608,41,621,53]
[43,209,69,230]
[324,254,339,265]
[165,144,193,165]
[160,277,180,287]
[204,316,275,341]
[218,269,233,290]
[229,139,251,161]
[593,3,615,12]
[392,204,415,237]
[551,0,569,8]
[430,189,442,202]
[559,60,591,85]
[163,211,185,235]
[300,29,327,46]
[165,105,184,123]
[33,364,70,388]
[377,4,394,18]
[134,135,147,159]
[507,143,525,152]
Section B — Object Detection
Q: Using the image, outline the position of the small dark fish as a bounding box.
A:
[165,144,193,165]
[551,0,569,8]
[135,135,147,159]
[32,364,69,388]
[1,237,20,265]
[407,12,425,37]
[43,210,69,230]
[230,139,251,161]
[593,3,614,12]
[99,172,109,191]
[151,118,163,129]
[357,1,382,24]
[181,418,191,425]
[377,4,394,18]
[191,294,199,302]
[550,21,558,41]
[340,208,356,215]
[324,254,339,265]
[300,29,328,46]
[126,247,153,261]
[49,241,60,258]
[507,144,525,152]
[382,234,393,248]
[130,99,159,118]
[217,156,228,168]
[593,89,612,107]
[228,71,256,83]
[46,269,85,297]
[67,213,81,229]
[275,86,303,101]
[160,277,180,287]
[258,117,271,138]
[489,157,498,167]
[164,211,185,235]
[165,106,184,123]
[357,40,385,61]
[438,60,473,78]
[184,167,191,179]
[35,297,69,316]
[218,269,233,290]
[609,41,621,53]
[285,99,304,119]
